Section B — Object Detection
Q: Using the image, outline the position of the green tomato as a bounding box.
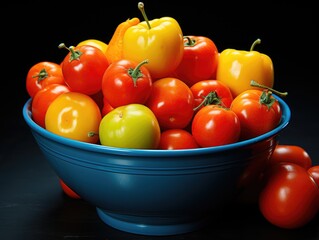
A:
[99,103,161,149]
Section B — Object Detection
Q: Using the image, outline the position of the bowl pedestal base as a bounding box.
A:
[96,208,211,236]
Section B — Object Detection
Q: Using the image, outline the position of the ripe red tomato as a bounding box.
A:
[26,61,65,98]
[259,162,319,229]
[269,144,312,169]
[172,35,219,87]
[158,129,199,150]
[191,105,241,147]
[102,59,153,108]
[31,84,70,128]
[190,80,233,111]
[59,178,81,199]
[230,89,282,140]
[59,43,109,95]
[101,97,114,117]
[145,77,195,130]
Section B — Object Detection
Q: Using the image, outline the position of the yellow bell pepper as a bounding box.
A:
[216,39,274,98]
[122,2,184,80]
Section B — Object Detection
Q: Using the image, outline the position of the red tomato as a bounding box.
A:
[259,162,319,229]
[102,59,152,108]
[269,144,312,169]
[158,129,199,150]
[191,105,241,147]
[172,36,219,87]
[101,97,114,117]
[145,77,194,130]
[230,89,282,140]
[31,84,70,128]
[190,80,233,111]
[26,61,65,98]
[59,178,81,199]
[59,43,109,95]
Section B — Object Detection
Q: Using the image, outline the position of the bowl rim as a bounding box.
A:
[22,95,291,157]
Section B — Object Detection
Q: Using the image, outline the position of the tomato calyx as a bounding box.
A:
[183,36,196,47]
[250,80,288,109]
[193,91,225,111]
[127,59,149,87]
[33,68,49,82]
[259,91,276,109]
[58,43,83,62]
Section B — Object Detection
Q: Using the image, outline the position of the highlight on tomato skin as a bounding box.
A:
[269,144,312,169]
[158,129,199,150]
[258,162,319,229]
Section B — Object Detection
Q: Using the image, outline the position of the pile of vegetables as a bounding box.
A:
[24,1,319,231]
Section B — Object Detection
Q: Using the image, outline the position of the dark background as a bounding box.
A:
[1,1,318,239]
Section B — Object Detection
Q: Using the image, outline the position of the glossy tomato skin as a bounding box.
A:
[230,89,282,140]
[102,59,153,108]
[259,162,319,229]
[158,129,199,150]
[269,144,312,169]
[145,77,194,130]
[191,105,241,147]
[101,97,114,117]
[190,79,233,110]
[45,92,102,143]
[308,165,319,188]
[61,44,109,95]
[172,36,219,87]
[99,104,161,149]
[59,178,81,199]
[31,84,70,128]
[26,61,65,98]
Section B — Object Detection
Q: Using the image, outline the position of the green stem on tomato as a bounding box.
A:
[58,43,82,61]
[250,38,261,51]
[193,91,224,111]
[250,80,288,97]
[183,36,196,47]
[138,2,151,30]
[33,68,49,82]
[128,59,149,87]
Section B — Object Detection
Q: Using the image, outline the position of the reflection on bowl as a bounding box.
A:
[22,95,290,236]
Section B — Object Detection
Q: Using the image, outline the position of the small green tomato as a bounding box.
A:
[99,104,161,149]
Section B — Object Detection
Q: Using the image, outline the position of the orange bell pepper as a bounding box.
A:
[105,17,140,64]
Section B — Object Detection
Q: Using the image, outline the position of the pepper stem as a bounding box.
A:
[138,2,151,30]
[250,80,288,97]
[250,38,261,51]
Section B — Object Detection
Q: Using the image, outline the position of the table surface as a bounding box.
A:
[1,3,318,240]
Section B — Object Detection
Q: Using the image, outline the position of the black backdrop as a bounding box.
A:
[1,2,319,240]
[1,2,318,158]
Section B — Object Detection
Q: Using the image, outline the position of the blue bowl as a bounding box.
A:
[22,95,290,236]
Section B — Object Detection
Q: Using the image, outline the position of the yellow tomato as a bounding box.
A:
[77,39,108,56]
[45,92,102,143]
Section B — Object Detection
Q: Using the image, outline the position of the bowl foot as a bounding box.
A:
[96,208,210,236]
